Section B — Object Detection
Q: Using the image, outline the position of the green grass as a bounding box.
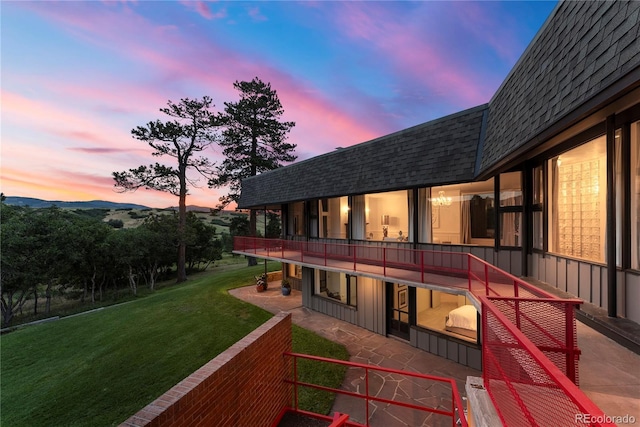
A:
[1,264,348,426]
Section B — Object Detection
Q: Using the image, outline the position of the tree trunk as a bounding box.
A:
[176,165,188,283]
[90,267,96,304]
[32,285,38,315]
[247,209,258,266]
[45,281,52,314]
[128,265,137,296]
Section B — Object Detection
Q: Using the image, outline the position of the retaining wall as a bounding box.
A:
[121,312,292,427]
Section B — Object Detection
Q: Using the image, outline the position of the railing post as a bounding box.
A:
[365,366,370,426]
[484,263,489,296]
[421,251,424,283]
[293,354,299,410]
[324,242,327,266]
[514,279,519,297]
[468,255,472,292]
[515,299,521,330]
[383,247,387,276]
[566,303,576,384]
[301,241,304,263]
[282,239,284,259]
[354,243,357,271]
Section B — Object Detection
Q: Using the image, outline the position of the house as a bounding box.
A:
[234,0,640,370]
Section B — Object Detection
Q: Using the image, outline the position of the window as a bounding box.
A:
[548,136,606,262]
[532,165,544,250]
[287,263,302,279]
[632,121,640,269]
[364,190,410,241]
[416,288,477,342]
[314,270,357,307]
[318,197,348,239]
[499,172,523,247]
[288,202,305,236]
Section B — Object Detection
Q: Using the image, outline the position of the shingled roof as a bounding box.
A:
[238,105,487,209]
[480,0,640,174]
[237,0,640,209]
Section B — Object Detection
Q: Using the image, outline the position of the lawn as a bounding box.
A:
[0,264,349,426]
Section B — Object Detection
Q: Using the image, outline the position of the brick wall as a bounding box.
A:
[120,312,292,427]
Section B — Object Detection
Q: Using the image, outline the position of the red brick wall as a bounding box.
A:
[120,312,292,427]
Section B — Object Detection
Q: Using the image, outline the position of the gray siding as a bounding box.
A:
[529,252,640,324]
[411,327,482,371]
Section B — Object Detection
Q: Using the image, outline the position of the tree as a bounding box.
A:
[264,211,281,238]
[209,77,296,264]
[113,97,219,283]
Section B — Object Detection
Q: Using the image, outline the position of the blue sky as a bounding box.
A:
[1,1,557,208]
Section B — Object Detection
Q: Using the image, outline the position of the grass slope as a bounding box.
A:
[1,265,348,426]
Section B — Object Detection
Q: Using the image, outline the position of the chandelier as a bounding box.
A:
[432,191,452,207]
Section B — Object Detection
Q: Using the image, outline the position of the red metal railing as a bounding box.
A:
[234,237,603,425]
[480,296,613,426]
[487,296,581,385]
[282,352,467,427]
[234,237,560,299]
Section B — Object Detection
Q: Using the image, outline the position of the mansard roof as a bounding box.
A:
[480,0,640,174]
[238,105,487,208]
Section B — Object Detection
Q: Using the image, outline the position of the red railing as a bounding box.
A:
[480,296,613,426]
[234,237,560,299]
[234,237,603,425]
[487,296,581,384]
[282,352,467,427]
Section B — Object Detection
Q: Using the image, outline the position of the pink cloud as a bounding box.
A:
[333,3,494,106]
[247,6,267,22]
[179,1,226,20]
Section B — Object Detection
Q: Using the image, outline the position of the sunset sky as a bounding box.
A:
[1,1,557,209]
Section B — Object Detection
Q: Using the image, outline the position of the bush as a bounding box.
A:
[107,219,124,229]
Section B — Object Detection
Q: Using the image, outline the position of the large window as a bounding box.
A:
[318,197,348,239]
[499,172,523,247]
[632,121,640,270]
[288,202,305,236]
[532,165,545,250]
[431,179,494,245]
[548,136,606,263]
[416,288,477,342]
[314,270,357,307]
[364,190,410,241]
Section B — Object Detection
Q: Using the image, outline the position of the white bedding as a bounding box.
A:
[446,305,477,331]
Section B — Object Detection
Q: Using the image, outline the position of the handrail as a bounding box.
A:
[234,236,603,426]
[233,236,570,301]
[284,352,467,427]
[480,295,613,426]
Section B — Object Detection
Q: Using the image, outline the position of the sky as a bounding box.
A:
[1,0,558,209]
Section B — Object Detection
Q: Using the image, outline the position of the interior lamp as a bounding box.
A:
[381,215,390,237]
[432,191,452,207]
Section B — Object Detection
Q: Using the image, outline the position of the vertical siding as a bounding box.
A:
[527,253,635,319]
[626,272,640,324]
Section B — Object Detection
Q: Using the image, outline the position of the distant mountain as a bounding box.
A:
[3,197,150,210]
[165,205,214,212]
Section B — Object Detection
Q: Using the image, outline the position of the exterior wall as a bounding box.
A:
[302,267,385,334]
[530,252,640,324]
[411,327,482,371]
[120,313,292,427]
[302,265,481,368]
